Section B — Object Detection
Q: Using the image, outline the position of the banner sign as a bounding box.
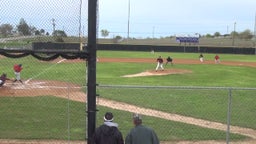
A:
[176,36,199,43]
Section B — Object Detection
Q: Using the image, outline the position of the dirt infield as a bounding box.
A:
[1,57,256,144]
[97,57,256,67]
[0,80,80,97]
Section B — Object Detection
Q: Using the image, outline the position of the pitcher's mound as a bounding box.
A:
[123,69,192,77]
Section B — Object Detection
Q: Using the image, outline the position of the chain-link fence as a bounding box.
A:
[1,1,256,144]
[96,85,256,144]
[1,54,256,143]
[1,0,88,48]
[0,1,90,143]
[0,54,88,143]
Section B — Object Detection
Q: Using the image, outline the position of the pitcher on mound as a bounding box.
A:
[155,56,164,72]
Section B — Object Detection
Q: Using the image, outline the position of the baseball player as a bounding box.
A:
[214,54,220,64]
[165,56,173,66]
[13,64,23,84]
[0,73,10,87]
[155,56,164,71]
[199,53,204,63]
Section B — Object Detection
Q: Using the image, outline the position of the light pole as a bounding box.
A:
[232,22,236,46]
[152,26,155,39]
[254,12,256,48]
[127,0,130,43]
[52,18,56,35]
[254,12,256,39]
[79,0,83,50]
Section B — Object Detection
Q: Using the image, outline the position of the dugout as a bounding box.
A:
[32,42,84,51]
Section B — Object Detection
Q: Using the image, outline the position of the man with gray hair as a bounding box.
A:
[125,113,159,144]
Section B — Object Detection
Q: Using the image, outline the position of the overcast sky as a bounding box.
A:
[1,0,256,38]
[99,0,256,38]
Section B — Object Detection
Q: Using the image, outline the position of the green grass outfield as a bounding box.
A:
[97,51,256,87]
[0,51,255,141]
[0,97,246,141]
[97,50,256,62]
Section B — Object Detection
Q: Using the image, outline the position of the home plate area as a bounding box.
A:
[0,80,81,97]
[7,81,48,90]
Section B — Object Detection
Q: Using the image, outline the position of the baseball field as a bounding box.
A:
[0,51,256,144]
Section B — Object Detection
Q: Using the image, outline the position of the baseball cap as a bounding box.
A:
[104,112,114,122]
[133,113,142,120]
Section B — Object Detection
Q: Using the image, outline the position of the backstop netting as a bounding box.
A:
[96,85,256,143]
[0,0,89,143]
[1,1,256,144]
[1,0,88,48]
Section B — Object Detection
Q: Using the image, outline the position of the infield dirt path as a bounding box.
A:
[97,57,256,67]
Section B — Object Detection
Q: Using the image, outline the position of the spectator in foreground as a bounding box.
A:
[125,113,159,144]
[92,112,124,144]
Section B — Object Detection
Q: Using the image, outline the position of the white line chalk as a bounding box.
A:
[25,59,66,84]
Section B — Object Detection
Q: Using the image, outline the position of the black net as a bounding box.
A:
[0,1,89,143]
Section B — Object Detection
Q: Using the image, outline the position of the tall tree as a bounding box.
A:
[113,35,122,43]
[101,29,109,38]
[40,29,45,35]
[0,24,13,37]
[17,18,31,35]
[30,26,37,35]
[52,30,67,37]
[214,32,221,37]
[239,29,253,39]
[34,30,41,35]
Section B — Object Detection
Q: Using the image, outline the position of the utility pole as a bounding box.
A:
[52,18,56,35]
[254,12,256,39]
[127,0,130,43]
[232,22,236,46]
[152,26,155,39]
[79,0,83,50]
[254,12,256,48]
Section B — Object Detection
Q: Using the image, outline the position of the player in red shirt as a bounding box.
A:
[214,55,220,64]
[13,64,23,84]
[155,56,164,71]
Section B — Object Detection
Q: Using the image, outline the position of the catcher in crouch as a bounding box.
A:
[155,56,164,71]
[0,73,11,87]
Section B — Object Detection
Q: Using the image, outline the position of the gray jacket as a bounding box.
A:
[125,125,159,144]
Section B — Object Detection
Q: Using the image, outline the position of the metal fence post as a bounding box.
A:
[226,88,232,144]
[87,0,98,143]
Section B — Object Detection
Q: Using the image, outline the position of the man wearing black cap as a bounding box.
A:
[125,113,159,144]
[92,112,124,144]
